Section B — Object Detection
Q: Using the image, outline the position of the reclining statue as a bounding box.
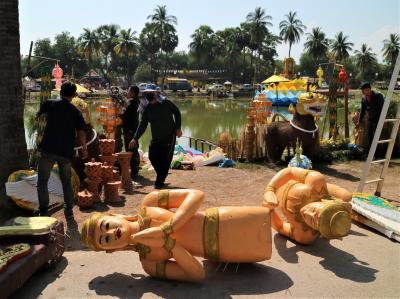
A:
[263,166,352,244]
[81,189,272,282]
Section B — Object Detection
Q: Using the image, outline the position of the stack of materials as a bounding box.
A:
[352,193,400,242]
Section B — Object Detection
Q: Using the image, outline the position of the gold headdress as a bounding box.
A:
[81,213,103,251]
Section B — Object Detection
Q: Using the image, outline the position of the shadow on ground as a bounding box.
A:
[9,256,68,299]
[89,262,293,298]
[274,234,378,282]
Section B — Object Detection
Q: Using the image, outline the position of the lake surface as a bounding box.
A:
[24,96,356,151]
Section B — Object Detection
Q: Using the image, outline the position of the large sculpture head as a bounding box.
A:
[292,92,327,117]
[81,213,139,251]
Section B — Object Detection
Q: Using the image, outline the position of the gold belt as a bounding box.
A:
[203,207,219,261]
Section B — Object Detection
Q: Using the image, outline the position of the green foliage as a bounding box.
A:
[133,63,152,83]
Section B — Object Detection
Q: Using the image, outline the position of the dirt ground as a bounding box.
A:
[40,159,400,251]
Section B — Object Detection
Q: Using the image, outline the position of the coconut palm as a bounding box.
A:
[330,31,354,62]
[139,23,161,81]
[246,7,273,82]
[304,27,329,60]
[148,5,177,87]
[0,0,28,186]
[382,33,400,67]
[148,5,177,52]
[78,28,101,71]
[279,11,306,57]
[189,25,215,67]
[97,24,120,76]
[354,43,377,81]
[114,28,138,84]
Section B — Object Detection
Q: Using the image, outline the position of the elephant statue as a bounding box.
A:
[266,92,327,162]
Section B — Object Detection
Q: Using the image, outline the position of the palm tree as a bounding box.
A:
[139,23,161,81]
[330,31,354,62]
[148,5,177,87]
[97,24,120,77]
[382,33,400,67]
[78,28,101,71]
[279,11,306,57]
[246,7,273,82]
[354,43,377,81]
[189,25,215,67]
[304,27,329,60]
[237,23,251,82]
[114,28,138,84]
[0,0,28,188]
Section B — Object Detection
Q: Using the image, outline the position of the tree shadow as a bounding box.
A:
[9,256,68,299]
[313,164,360,182]
[89,262,293,298]
[273,234,378,282]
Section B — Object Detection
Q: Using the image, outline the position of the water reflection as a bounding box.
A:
[24,97,353,151]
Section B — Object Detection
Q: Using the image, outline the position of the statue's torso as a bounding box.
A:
[142,206,271,263]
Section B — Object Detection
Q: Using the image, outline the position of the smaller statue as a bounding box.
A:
[263,167,352,244]
[316,66,324,87]
[81,189,272,282]
[288,139,312,169]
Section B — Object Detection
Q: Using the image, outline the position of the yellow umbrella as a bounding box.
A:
[55,83,91,93]
[261,74,290,84]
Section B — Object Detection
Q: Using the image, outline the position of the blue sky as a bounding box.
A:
[19,0,400,62]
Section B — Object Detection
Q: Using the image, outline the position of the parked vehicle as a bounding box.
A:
[166,78,192,92]
[138,83,161,91]
[238,83,254,91]
[26,83,41,92]
[207,83,224,92]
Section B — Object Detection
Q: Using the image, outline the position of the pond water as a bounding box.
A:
[24,96,358,151]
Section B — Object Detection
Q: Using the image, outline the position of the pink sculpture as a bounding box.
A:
[52,63,63,90]
[77,190,94,208]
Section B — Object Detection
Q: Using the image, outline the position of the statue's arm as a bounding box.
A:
[326,183,352,202]
[142,189,204,232]
[141,243,205,282]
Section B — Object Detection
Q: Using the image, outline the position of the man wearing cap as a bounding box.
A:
[357,82,384,148]
[129,87,182,189]
[36,81,88,219]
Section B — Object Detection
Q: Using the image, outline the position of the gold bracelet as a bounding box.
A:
[265,184,276,193]
[160,218,174,236]
[158,189,169,209]
[163,235,176,252]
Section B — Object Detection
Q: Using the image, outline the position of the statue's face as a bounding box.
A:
[94,215,132,250]
[296,92,327,116]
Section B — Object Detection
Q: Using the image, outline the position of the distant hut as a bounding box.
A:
[79,70,107,89]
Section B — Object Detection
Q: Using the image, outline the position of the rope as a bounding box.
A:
[289,120,318,138]
[73,128,97,157]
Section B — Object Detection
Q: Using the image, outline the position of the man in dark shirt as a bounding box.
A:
[129,88,182,189]
[357,82,385,148]
[121,85,140,177]
[36,81,87,219]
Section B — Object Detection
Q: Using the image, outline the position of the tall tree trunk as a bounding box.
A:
[242,49,246,83]
[0,0,28,188]
[289,42,292,58]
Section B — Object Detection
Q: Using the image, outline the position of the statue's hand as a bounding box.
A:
[263,191,279,209]
[132,227,165,248]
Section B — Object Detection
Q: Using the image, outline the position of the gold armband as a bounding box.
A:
[265,184,276,193]
[300,169,311,180]
[160,218,174,236]
[163,235,176,252]
[155,261,166,278]
[158,189,169,209]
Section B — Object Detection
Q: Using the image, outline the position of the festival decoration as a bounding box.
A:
[52,63,63,90]
[266,92,327,162]
[96,99,123,138]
